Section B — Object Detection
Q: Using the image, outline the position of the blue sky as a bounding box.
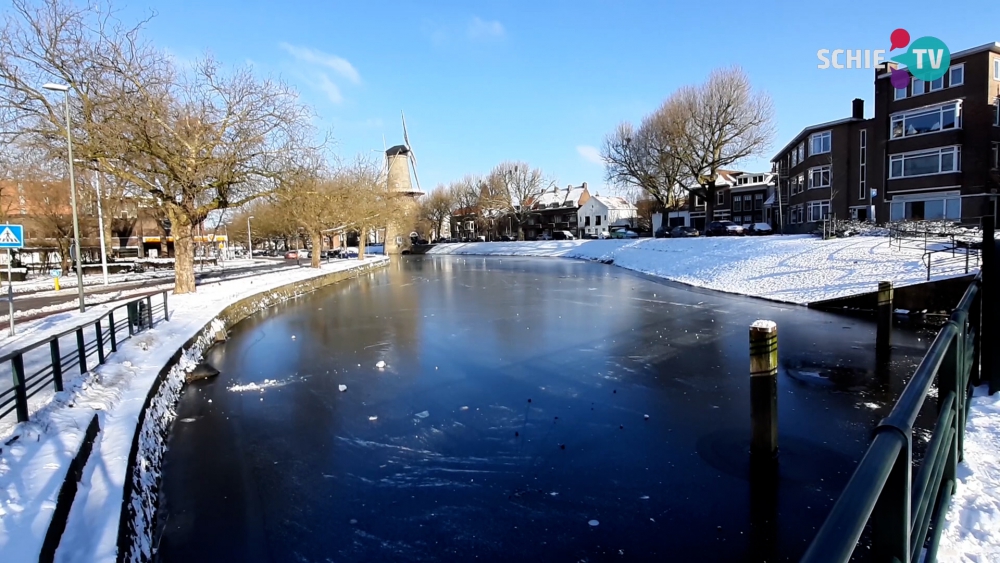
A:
[118,0,997,195]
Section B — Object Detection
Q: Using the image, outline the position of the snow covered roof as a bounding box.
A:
[531,184,588,209]
[591,195,637,210]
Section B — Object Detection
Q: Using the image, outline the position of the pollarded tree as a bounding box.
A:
[341,157,408,260]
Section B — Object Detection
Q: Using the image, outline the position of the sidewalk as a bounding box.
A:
[0,256,389,562]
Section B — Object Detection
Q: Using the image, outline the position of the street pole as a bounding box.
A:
[45,83,86,313]
[7,249,14,336]
[94,170,109,285]
[247,216,254,259]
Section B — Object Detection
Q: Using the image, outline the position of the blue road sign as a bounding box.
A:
[0,225,24,249]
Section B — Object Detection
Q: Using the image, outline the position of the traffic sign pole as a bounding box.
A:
[7,249,14,337]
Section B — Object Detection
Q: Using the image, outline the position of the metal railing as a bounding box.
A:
[0,291,169,423]
[802,273,982,562]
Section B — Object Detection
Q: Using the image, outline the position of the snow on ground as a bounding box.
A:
[939,385,1000,562]
[0,256,388,563]
[427,236,975,304]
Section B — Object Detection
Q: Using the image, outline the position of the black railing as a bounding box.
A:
[801,273,982,562]
[0,291,169,423]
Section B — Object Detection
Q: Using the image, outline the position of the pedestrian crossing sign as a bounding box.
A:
[0,225,24,248]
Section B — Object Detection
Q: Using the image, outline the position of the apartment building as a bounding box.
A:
[875,42,1000,222]
[771,41,1000,231]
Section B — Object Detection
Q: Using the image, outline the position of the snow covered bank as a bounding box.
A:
[0,257,389,563]
[426,236,973,304]
[938,386,1000,562]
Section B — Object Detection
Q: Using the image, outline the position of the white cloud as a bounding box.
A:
[467,17,505,40]
[577,145,604,165]
[279,42,361,84]
[314,73,343,104]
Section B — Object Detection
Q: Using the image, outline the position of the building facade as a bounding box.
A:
[524,183,591,240]
[771,41,1000,231]
[577,195,638,237]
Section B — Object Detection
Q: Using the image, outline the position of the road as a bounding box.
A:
[154,256,936,562]
[6,259,293,320]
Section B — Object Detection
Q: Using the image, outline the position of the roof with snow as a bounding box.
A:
[590,195,637,210]
[531,184,588,209]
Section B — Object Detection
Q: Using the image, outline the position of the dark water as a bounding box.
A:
[155,256,932,562]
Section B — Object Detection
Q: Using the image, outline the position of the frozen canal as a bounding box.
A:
[154,256,932,562]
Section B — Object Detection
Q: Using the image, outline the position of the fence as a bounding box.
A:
[0,291,169,423]
[801,272,983,562]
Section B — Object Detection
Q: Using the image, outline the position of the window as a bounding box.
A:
[733,197,742,212]
[808,165,831,189]
[717,191,725,206]
[584,216,591,227]
[859,130,868,200]
[890,102,960,139]
[993,142,999,170]
[790,174,805,195]
[950,64,964,87]
[995,59,1000,79]
[797,143,804,164]
[695,195,704,207]
[895,85,907,100]
[790,205,803,224]
[928,76,944,92]
[595,216,601,226]
[889,146,961,179]
[890,194,961,221]
[807,200,831,222]
[995,104,999,127]
[791,148,799,167]
[912,78,925,95]
[810,131,831,155]
[754,193,763,210]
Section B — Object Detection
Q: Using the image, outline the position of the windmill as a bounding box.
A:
[382,112,424,255]
[385,111,424,198]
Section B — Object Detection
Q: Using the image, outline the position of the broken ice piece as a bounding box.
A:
[368,416,378,421]
[375,360,387,369]
[291,335,296,340]
[460,406,469,411]
[588,520,599,527]
[644,414,650,420]
[640,495,650,500]
[415,411,429,419]
[338,385,347,392]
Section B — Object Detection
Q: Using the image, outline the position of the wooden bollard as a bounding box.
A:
[750,320,778,458]
[876,281,893,351]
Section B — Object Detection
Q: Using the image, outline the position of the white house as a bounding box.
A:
[577,195,638,237]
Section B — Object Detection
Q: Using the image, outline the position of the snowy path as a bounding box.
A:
[0,257,388,562]
[939,386,1000,562]
[427,236,975,304]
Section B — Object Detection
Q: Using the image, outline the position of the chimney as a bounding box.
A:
[852,98,864,119]
[582,182,588,190]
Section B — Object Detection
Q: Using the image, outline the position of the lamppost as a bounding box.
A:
[44,82,85,313]
[76,160,109,285]
[247,216,254,259]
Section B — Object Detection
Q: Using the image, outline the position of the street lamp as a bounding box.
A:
[247,215,255,259]
[44,82,86,313]
[76,160,109,285]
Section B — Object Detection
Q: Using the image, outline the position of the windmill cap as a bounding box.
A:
[385,145,410,156]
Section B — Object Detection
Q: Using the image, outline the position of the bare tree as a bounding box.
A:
[418,186,456,241]
[674,66,775,218]
[484,161,552,241]
[601,105,688,209]
[341,157,407,260]
[0,0,318,293]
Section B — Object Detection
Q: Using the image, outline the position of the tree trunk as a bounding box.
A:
[358,230,367,260]
[705,186,716,221]
[517,222,525,241]
[58,240,70,278]
[309,230,322,268]
[169,211,196,294]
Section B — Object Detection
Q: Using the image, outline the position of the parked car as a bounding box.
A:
[499,235,514,241]
[610,229,638,239]
[654,227,671,238]
[747,223,774,236]
[670,226,700,238]
[705,221,745,236]
[553,230,575,240]
[284,250,298,259]
[343,247,359,258]
[597,229,610,239]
